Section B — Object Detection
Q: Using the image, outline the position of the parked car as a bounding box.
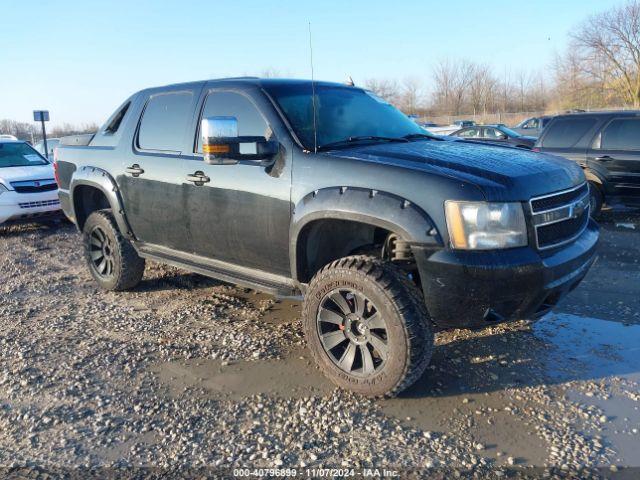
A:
[425,120,475,136]
[0,134,18,140]
[534,111,640,216]
[450,124,536,149]
[55,78,598,398]
[0,139,61,226]
[513,116,553,137]
[453,120,475,128]
[33,138,60,160]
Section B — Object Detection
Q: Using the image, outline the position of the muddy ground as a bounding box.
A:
[0,211,638,477]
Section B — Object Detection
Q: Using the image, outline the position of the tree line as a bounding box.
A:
[0,119,99,143]
[365,1,640,118]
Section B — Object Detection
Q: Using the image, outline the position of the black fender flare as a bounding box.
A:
[290,186,441,282]
[69,166,135,239]
[583,167,605,187]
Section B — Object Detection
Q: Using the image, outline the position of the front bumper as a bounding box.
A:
[414,219,599,329]
[0,189,61,225]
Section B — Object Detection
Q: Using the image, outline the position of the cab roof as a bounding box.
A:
[141,77,360,94]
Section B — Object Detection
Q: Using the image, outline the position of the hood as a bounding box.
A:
[0,164,55,188]
[325,139,584,201]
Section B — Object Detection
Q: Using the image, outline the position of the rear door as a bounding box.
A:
[183,88,292,276]
[117,87,201,251]
[587,116,640,198]
[538,116,599,164]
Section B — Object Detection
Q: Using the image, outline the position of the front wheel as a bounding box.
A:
[303,255,433,398]
[83,210,145,291]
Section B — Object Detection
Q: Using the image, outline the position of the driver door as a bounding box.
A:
[183,89,292,276]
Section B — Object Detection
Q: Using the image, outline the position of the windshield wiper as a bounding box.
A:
[402,133,442,141]
[318,135,409,151]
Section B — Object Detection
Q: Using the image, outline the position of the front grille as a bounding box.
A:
[530,183,589,213]
[537,209,589,247]
[530,183,590,250]
[18,199,60,209]
[10,179,58,193]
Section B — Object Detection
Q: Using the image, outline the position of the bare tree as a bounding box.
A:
[571,0,640,107]
[432,59,475,115]
[468,64,498,116]
[0,119,34,141]
[399,77,424,114]
[363,78,401,105]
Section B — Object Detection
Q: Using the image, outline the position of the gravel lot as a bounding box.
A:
[0,211,639,477]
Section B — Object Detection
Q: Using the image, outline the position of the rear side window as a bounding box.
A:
[196,91,271,153]
[599,118,640,150]
[541,118,597,148]
[138,92,193,152]
[104,102,130,134]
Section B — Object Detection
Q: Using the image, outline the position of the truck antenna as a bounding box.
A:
[308,21,318,154]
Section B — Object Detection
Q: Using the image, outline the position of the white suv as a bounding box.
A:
[0,139,61,226]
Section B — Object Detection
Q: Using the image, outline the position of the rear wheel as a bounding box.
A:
[303,255,433,398]
[83,210,145,291]
[588,182,603,218]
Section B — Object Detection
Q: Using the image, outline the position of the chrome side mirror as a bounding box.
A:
[202,116,240,165]
[201,116,278,165]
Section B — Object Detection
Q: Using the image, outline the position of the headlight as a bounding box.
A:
[445,201,528,250]
[0,183,8,195]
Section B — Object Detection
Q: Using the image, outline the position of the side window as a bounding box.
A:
[598,118,640,151]
[483,128,502,139]
[197,91,271,153]
[138,92,193,152]
[458,127,480,138]
[541,118,597,148]
[104,101,131,134]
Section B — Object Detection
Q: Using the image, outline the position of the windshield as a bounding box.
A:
[0,142,48,168]
[265,84,427,150]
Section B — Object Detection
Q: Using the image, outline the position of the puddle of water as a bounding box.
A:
[152,347,333,400]
[537,313,640,467]
[535,313,640,381]
[151,311,640,466]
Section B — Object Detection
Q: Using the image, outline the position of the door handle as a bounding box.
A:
[186,171,210,185]
[595,156,613,162]
[125,164,145,177]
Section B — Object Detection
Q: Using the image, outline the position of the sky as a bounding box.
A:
[0,0,626,127]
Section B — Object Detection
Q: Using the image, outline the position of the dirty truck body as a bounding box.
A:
[56,78,598,397]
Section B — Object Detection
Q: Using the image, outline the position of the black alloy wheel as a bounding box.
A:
[88,225,116,279]
[316,289,389,377]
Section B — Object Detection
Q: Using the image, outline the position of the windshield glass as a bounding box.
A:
[0,142,48,168]
[265,84,427,150]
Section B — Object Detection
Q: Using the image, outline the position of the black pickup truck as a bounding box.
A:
[55,78,598,397]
